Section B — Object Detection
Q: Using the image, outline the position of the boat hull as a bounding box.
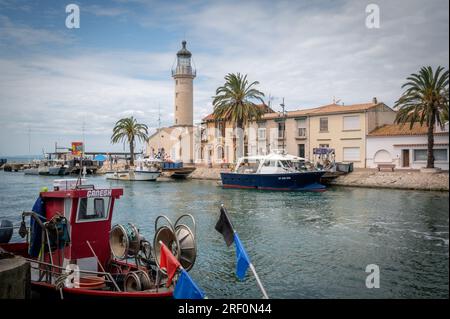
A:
[31,281,173,300]
[24,168,39,175]
[220,171,326,191]
[106,171,160,181]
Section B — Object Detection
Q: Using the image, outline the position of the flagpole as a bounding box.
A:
[249,262,269,299]
[220,205,269,299]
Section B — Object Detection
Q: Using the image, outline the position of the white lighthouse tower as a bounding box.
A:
[172,40,196,126]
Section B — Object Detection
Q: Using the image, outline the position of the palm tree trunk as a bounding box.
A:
[236,121,244,161]
[130,138,135,166]
[426,117,435,169]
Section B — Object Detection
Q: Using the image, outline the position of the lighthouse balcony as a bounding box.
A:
[172,66,196,77]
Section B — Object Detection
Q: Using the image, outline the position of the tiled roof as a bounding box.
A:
[306,103,379,115]
[368,122,448,136]
[202,101,387,122]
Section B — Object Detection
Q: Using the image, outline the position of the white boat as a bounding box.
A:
[24,160,41,175]
[106,170,160,181]
[24,167,39,175]
[106,159,161,181]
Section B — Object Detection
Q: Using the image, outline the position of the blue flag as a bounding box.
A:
[174,269,205,299]
[29,196,46,257]
[234,233,251,280]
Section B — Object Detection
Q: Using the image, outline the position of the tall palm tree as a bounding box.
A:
[212,73,265,161]
[394,66,449,168]
[111,117,149,166]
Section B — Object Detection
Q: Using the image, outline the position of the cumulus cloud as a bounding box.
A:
[0,0,448,155]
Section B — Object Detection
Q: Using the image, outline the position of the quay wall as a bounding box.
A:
[327,169,449,191]
[0,255,30,299]
[190,167,449,191]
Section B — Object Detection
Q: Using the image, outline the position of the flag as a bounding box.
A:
[29,196,46,257]
[234,233,251,281]
[174,269,205,299]
[159,242,181,287]
[215,206,234,246]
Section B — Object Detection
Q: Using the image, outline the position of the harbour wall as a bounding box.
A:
[189,167,449,191]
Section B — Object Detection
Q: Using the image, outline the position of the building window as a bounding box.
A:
[217,146,223,159]
[296,118,307,137]
[343,147,360,161]
[343,115,360,130]
[320,117,328,132]
[278,122,285,138]
[298,144,305,158]
[414,149,448,162]
[258,128,266,140]
[176,92,179,98]
[215,122,225,138]
[176,105,178,111]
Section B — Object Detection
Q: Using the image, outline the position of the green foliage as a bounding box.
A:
[212,73,265,127]
[395,66,448,129]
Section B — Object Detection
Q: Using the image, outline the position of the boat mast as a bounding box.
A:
[158,103,161,156]
[280,98,287,153]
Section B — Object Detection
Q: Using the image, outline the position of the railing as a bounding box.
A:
[172,66,196,77]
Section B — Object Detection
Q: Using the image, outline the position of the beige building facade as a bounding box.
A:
[307,100,396,168]
[199,99,397,168]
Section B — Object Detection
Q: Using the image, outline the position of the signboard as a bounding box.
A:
[71,142,84,156]
[313,147,335,155]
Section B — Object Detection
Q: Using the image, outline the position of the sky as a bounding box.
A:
[0,0,448,156]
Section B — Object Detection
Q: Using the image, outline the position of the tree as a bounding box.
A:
[394,66,449,168]
[212,73,265,161]
[111,117,148,166]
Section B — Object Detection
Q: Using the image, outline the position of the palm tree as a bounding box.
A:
[212,73,265,161]
[394,66,449,168]
[111,117,149,166]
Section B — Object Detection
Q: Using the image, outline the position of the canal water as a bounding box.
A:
[0,171,448,299]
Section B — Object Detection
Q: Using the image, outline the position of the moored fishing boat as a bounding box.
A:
[220,151,326,191]
[0,178,198,299]
[106,159,161,181]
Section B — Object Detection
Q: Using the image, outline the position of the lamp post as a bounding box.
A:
[278,98,287,153]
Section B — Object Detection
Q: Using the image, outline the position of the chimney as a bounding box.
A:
[372,97,378,104]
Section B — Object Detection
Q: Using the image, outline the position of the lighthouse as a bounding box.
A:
[172,40,196,126]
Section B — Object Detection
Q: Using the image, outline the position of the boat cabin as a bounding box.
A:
[234,152,311,174]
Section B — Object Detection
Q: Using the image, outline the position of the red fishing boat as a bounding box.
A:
[0,179,197,299]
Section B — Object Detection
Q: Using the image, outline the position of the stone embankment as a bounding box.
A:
[327,169,449,191]
[97,160,129,174]
[190,167,448,191]
[189,167,229,180]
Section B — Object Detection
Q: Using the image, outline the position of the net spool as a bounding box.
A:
[110,223,142,259]
[153,217,180,273]
[124,270,153,292]
[153,214,197,272]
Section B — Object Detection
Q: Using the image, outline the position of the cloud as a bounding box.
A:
[0,14,72,47]
[0,0,448,155]
[83,4,130,17]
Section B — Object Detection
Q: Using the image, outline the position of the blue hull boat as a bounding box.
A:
[220,171,326,191]
[220,151,327,192]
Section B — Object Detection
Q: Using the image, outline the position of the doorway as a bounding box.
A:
[298,144,305,158]
[402,149,410,167]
